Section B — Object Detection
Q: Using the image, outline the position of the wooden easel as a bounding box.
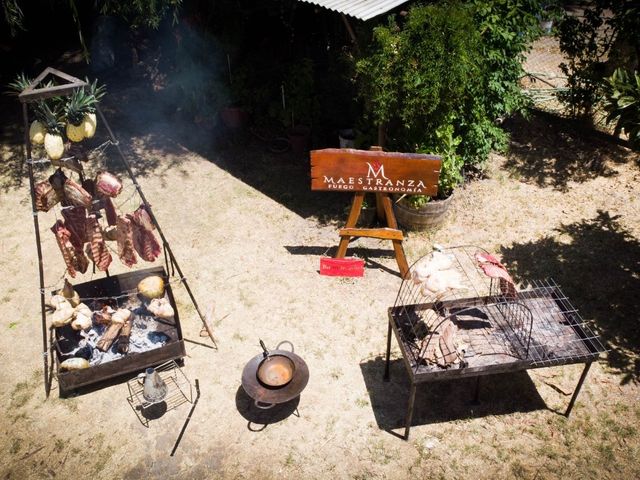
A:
[337,190,409,277]
[311,147,441,279]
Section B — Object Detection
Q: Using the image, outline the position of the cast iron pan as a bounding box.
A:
[257,339,296,387]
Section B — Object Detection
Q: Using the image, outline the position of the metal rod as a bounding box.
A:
[23,102,51,397]
[384,320,392,381]
[95,105,217,348]
[404,383,417,440]
[340,14,359,52]
[170,378,200,456]
[565,361,593,417]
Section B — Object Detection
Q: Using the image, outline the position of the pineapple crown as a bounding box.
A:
[65,88,94,125]
[6,72,31,95]
[37,102,64,135]
[64,79,105,124]
[85,78,106,113]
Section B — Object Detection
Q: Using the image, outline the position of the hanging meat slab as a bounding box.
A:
[132,204,155,230]
[130,213,161,262]
[103,197,118,226]
[34,180,60,212]
[61,206,88,251]
[116,215,137,267]
[95,171,123,198]
[86,214,112,271]
[51,220,89,277]
[63,178,93,208]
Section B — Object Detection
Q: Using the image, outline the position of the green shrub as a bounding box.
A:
[356,0,542,182]
[603,68,640,148]
[558,0,640,119]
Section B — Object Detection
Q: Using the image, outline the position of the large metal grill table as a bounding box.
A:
[384,245,606,439]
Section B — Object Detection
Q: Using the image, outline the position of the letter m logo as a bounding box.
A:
[366,161,389,180]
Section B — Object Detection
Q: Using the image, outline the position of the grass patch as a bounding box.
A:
[9,437,22,454]
[94,446,114,473]
[54,438,65,453]
[10,381,34,409]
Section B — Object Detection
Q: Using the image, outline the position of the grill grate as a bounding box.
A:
[390,245,606,376]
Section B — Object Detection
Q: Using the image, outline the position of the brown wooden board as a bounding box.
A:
[311,148,441,196]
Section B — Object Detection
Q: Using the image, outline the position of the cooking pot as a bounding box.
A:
[257,339,296,388]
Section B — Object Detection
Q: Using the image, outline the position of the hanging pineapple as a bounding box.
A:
[8,73,47,145]
[29,117,47,145]
[40,103,65,161]
[64,87,95,142]
[78,79,105,139]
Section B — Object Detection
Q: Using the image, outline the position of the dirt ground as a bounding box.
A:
[1,65,640,479]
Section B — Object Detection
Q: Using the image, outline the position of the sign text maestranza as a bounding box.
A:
[310,149,441,196]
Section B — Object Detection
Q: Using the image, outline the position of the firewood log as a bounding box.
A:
[96,322,123,352]
[117,313,134,354]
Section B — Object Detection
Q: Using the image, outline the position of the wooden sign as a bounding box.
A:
[311,148,441,197]
[320,257,365,277]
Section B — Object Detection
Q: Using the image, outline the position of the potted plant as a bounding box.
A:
[282,58,315,154]
[393,124,464,230]
[220,62,251,129]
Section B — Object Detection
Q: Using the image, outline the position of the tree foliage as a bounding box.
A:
[603,68,640,148]
[558,0,640,119]
[356,0,543,189]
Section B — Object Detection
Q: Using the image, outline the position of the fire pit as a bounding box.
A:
[241,340,309,409]
[54,266,186,395]
[384,245,606,439]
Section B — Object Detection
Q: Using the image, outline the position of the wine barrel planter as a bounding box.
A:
[393,193,454,231]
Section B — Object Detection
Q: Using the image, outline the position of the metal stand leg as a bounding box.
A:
[384,321,392,381]
[404,383,417,440]
[565,362,593,417]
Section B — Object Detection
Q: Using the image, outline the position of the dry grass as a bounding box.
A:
[0,66,639,480]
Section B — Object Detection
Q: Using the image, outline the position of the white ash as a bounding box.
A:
[88,313,170,366]
[64,297,175,366]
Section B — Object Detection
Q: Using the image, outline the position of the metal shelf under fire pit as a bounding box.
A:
[127,360,193,427]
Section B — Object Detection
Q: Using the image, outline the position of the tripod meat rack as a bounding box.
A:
[384,245,606,439]
[18,67,215,396]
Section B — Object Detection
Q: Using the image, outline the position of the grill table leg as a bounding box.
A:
[404,383,417,440]
[565,361,593,417]
[384,321,392,381]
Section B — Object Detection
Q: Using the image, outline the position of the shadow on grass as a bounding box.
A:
[0,97,26,193]
[500,210,640,385]
[360,356,547,435]
[98,80,348,224]
[235,385,300,432]
[503,112,638,192]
